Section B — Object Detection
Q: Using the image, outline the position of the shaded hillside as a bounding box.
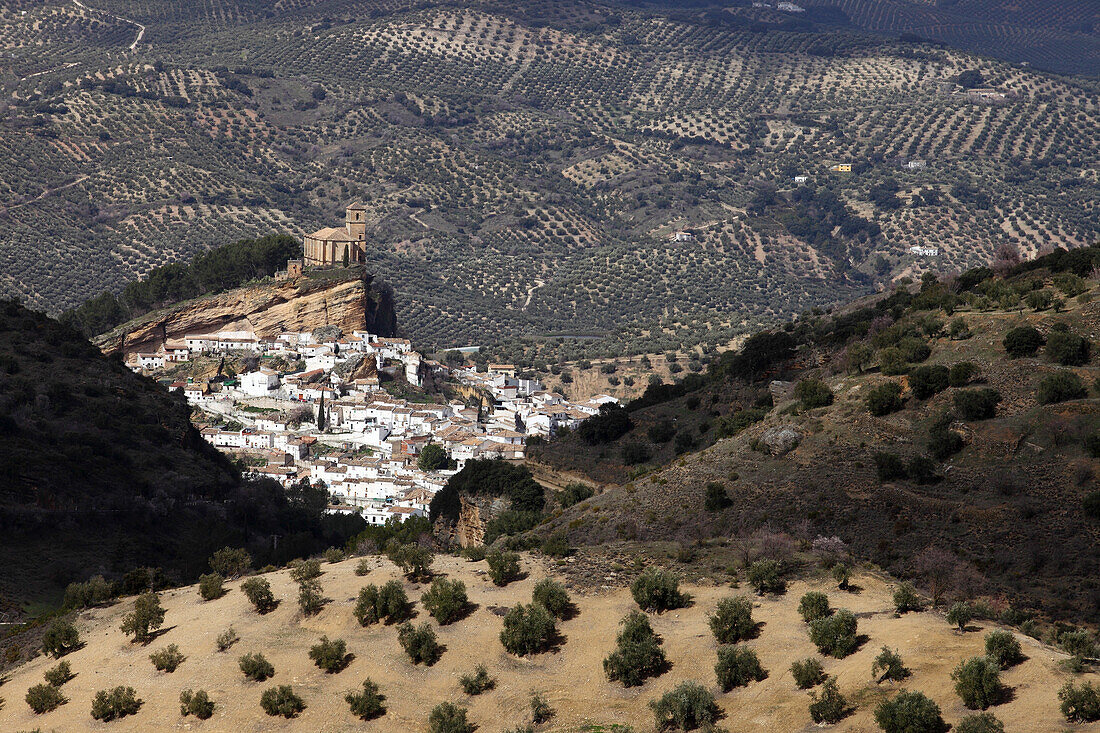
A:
[534,247,1100,623]
[1,0,1097,357]
[0,301,363,609]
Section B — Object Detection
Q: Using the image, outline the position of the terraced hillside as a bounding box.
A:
[1,0,1097,356]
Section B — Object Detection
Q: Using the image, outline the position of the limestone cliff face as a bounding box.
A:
[435,494,510,548]
[96,271,397,356]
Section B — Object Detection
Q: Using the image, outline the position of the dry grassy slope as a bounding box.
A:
[1,555,1096,732]
[541,290,1100,621]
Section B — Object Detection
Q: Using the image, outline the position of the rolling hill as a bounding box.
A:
[1,0,1097,358]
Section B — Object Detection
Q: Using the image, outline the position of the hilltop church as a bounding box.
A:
[302,202,368,266]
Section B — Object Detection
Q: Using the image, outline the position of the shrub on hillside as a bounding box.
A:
[398,622,442,665]
[1003,326,1043,358]
[239,652,275,681]
[747,559,785,595]
[179,689,215,719]
[704,482,732,511]
[832,562,852,590]
[795,378,834,408]
[984,630,1024,668]
[289,558,322,583]
[346,678,386,720]
[708,596,756,643]
[875,452,907,481]
[715,645,767,691]
[1059,681,1100,722]
[631,568,689,611]
[1038,371,1087,404]
[798,591,832,623]
[953,389,1001,420]
[867,383,904,416]
[949,362,979,387]
[809,677,848,724]
[791,657,826,689]
[500,603,556,657]
[422,578,470,625]
[428,702,475,733]
[44,660,74,687]
[260,685,305,718]
[90,686,142,721]
[809,609,859,658]
[241,577,277,613]
[531,691,554,724]
[459,664,496,695]
[149,644,185,672]
[42,619,80,658]
[199,572,226,601]
[209,547,251,578]
[354,581,411,625]
[309,636,349,673]
[909,365,949,400]
[26,683,67,714]
[874,690,945,733]
[1047,330,1091,366]
[947,602,973,631]
[355,558,372,575]
[604,610,668,687]
[872,646,909,682]
[388,542,434,581]
[120,592,165,643]
[952,656,1003,710]
[486,550,522,586]
[557,483,594,507]
[893,583,923,614]
[532,578,574,620]
[541,532,572,558]
[956,712,1004,733]
[649,681,719,731]
[298,578,326,616]
[216,626,239,652]
[63,575,113,609]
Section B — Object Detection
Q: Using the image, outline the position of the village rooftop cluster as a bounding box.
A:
[129,327,616,525]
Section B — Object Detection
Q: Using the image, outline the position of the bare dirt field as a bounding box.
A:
[1,555,1096,732]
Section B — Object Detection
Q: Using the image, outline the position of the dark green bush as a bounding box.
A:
[1003,326,1043,357]
[622,441,652,464]
[42,619,80,658]
[557,483,594,507]
[708,596,756,643]
[298,577,326,616]
[791,657,826,689]
[874,690,945,733]
[1059,681,1100,722]
[260,685,305,718]
[500,603,556,657]
[809,609,859,658]
[956,712,1004,733]
[984,630,1024,668]
[747,559,785,595]
[809,677,847,724]
[90,686,142,721]
[704,482,732,511]
[798,591,832,623]
[209,547,252,578]
[44,660,74,687]
[388,543,434,581]
[631,567,689,611]
[459,664,496,695]
[795,378,834,408]
[398,622,442,665]
[149,643,185,672]
[530,692,554,724]
[715,645,767,691]
[947,602,973,631]
[486,550,522,586]
[875,452,906,481]
[309,636,349,673]
[239,652,275,681]
[906,455,940,484]
[532,578,573,620]
[867,382,905,416]
[604,610,668,687]
[120,592,165,643]
[1038,371,1087,404]
[422,578,470,625]
[953,389,1001,420]
[541,533,572,558]
[909,365,949,400]
[199,572,225,601]
[354,580,411,626]
[179,689,215,719]
[893,583,923,614]
[649,681,719,731]
[241,577,277,613]
[428,702,474,733]
[346,679,385,720]
[1046,330,1091,366]
[216,627,239,652]
[872,646,909,682]
[952,656,1003,710]
[26,683,67,714]
[948,362,979,387]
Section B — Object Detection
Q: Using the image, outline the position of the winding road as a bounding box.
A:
[73,0,145,51]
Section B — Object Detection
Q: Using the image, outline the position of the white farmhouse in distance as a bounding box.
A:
[909,245,939,257]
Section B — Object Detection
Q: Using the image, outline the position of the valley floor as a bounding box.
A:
[1,555,1095,731]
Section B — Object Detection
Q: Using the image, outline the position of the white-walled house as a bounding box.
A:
[240,368,280,397]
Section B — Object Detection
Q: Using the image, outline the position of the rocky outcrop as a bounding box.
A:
[96,270,396,356]
[434,494,512,548]
[760,425,802,456]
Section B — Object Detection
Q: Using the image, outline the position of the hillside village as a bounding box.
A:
[127,321,616,527]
